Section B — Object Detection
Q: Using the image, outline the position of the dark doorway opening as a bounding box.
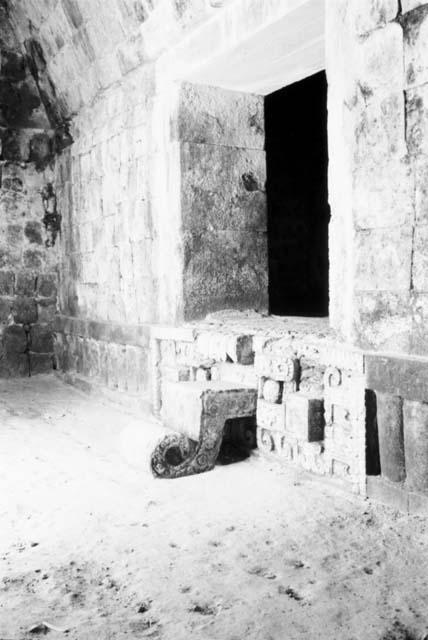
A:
[265,70,330,317]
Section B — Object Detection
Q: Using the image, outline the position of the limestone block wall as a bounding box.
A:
[177,83,268,319]
[0,20,59,377]
[326,0,428,356]
[53,66,155,402]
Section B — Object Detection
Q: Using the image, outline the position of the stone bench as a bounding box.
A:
[150,380,257,478]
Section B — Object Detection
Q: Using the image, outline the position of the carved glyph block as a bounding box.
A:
[257,399,286,432]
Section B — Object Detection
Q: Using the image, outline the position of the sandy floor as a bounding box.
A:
[1,375,428,640]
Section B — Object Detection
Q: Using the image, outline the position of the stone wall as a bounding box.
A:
[53,66,155,402]
[0,14,58,377]
[326,0,428,356]
[178,83,268,319]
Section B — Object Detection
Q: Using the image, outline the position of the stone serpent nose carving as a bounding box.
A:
[151,383,257,478]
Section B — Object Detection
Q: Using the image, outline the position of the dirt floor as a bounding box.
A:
[1,375,428,640]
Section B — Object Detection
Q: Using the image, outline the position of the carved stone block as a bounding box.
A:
[153,380,257,478]
[261,378,283,403]
[257,398,286,432]
[285,393,325,443]
[257,427,276,454]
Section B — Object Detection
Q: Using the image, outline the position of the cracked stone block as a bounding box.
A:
[285,393,325,443]
[376,392,406,483]
[256,398,286,432]
[403,399,428,493]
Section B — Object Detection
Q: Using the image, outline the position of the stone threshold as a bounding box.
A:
[366,476,428,516]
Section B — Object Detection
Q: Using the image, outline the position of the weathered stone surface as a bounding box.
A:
[408,490,428,515]
[37,299,57,322]
[353,157,413,229]
[0,297,12,323]
[406,83,428,155]
[366,354,428,401]
[37,273,57,298]
[402,1,428,12]
[350,0,399,35]
[403,4,428,87]
[0,352,29,377]
[30,324,53,353]
[0,271,14,295]
[181,143,266,233]
[354,292,413,352]
[178,83,264,149]
[183,229,268,319]
[3,324,27,352]
[262,379,282,404]
[354,22,404,91]
[366,475,409,512]
[29,352,54,374]
[15,272,35,296]
[12,296,37,324]
[403,399,428,493]
[353,92,406,165]
[24,220,43,245]
[285,393,325,443]
[354,227,412,291]
[256,398,286,432]
[412,224,428,291]
[376,392,406,483]
[255,352,300,384]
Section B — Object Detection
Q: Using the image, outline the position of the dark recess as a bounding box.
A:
[365,389,381,476]
[264,70,330,316]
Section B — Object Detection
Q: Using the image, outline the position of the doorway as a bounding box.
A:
[265,70,330,317]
